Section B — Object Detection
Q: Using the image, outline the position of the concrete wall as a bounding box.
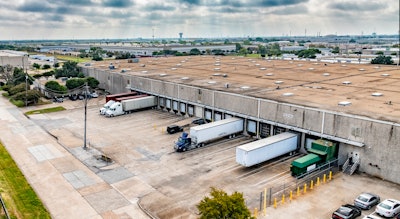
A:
[83,67,400,184]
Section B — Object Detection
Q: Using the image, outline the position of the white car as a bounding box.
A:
[375,199,400,218]
[362,211,382,219]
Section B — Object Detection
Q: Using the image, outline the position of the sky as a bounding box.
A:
[0,0,398,40]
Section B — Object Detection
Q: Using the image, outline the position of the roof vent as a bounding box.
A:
[260,67,266,70]
[181,60,186,63]
[251,60,256,63]
[266,73,274,76]
[181,77,189,80]
[171,68,177,70]
[338,101,352,106]
[176,63,182,66]
[141,70,148,73]
[341,65,347,67]
[240,86,250,89]
[275,81,284,84]
[308,68,314,70]
[208,81,217,84]
[342,81,352,85]
[359,68,365,71]
[323,73,330,76]
[214,63,220,66]
[159,73,167,77]
[297,64,303,67]
[212,73,221,76]
[231,57,235,60]
[283,93,294,96]
[255,63,260,66]
[374,66,380,69]
[371,92,383,97]
[381,74,390,76]
[214,68,220,71]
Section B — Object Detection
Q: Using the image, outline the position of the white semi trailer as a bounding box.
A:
[236,132,299,167]
[105,96,156,117]
[174,117,243,152]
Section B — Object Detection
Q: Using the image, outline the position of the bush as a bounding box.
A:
[8,83,28,96]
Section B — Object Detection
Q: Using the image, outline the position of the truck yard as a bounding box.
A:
[0,95,399,218]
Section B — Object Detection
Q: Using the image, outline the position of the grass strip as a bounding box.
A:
[0,142,50,219]
[25,106,66,115]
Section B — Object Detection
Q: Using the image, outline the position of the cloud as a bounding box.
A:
[17,1,53,12]
[328,1,387,11]
[143,4,176,12]
[103,0,134,8]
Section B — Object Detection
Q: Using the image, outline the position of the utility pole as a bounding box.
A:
[83,82,89,149]
[23,55,28,107]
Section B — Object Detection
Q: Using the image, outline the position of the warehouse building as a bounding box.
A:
[80,56,400,184]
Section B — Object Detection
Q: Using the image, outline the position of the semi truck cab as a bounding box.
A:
[175,132,191,152]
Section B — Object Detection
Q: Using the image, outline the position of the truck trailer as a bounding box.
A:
[105,91,137,102]
[105,96,156,117]
[236,132,299,167]
[100,94,148,115]
[174,117,244,152]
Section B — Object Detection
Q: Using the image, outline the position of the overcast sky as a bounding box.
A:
[0,0,398,40]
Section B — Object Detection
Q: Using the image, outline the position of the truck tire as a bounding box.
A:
[182,148,187,152]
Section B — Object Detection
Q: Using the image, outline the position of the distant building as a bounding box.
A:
[0,50,28,70]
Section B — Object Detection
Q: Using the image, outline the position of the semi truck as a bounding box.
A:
[100,94,148,115]
[105,96,156,117]
[174,117,244,152]
[236,132,299,167]
[290,139,337,177]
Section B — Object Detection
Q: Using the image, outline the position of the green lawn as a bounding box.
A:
[0,142,51,219]
[25,106,66,115]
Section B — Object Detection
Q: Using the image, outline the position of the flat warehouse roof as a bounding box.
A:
[89,56,400,123]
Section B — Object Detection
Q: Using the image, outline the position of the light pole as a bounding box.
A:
[83,82,89,149]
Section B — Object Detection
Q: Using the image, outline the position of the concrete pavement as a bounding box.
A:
[0,96,149,219]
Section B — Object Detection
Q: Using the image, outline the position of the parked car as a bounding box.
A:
[167,125,183,134]
[376,199,400,218]
[53,97,63,103]
[332,204,362,219]
[396,213,400,219]
[362,212,382,219]
[69,94,78,101]
[192,118,206,125]
[91,92,99,98]
[354,193,380,210]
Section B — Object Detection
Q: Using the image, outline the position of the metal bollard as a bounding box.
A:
[303,183,307,194]
[274,197,277,208]
[297,186,300,196]
[281,194,285,204]
[317,177,320,186]
[329,171,332,180]
[263,188,267,216]
[290,191,293,201]
[254,208,258,218]
[323,174,326,183]
[310,180,314,190]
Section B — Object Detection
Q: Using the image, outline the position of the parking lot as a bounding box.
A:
[9,96,400,218]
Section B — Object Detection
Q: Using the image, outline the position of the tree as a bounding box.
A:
[43,64,51,69]
[55,61,79,78]
[197,187,253,219]
[235,43,242,52]
[66,78,85,90]
[33,63,41,69]
[371,55,394,65]
[258,45,267,57]
[86,77,99,89]
[190,48,201,55]
[12,90,42,106]
[332,46,340,54]
[45,81,67,95]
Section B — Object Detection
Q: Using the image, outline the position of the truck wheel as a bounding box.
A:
[182,148,186,152]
